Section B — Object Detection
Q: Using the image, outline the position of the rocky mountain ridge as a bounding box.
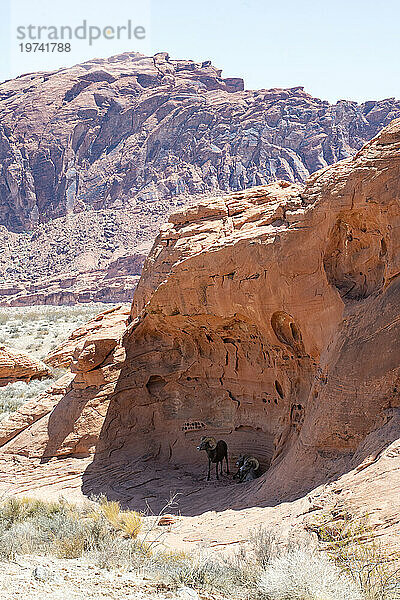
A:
[1,51,400,304]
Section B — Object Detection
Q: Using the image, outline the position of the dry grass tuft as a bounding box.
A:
[98,497,142,539]
[54,534,85,559]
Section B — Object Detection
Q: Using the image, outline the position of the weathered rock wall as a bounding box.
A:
[93,120,400,499]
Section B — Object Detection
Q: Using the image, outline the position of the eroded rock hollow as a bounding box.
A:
[93,119,400,501]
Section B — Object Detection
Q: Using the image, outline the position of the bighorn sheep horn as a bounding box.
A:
[246,457,259,470]
[200,436,217,449]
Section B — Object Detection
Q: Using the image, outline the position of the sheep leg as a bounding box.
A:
[216,461,219,480]
[207,459,211,481]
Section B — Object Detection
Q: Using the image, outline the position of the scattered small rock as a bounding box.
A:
[158,514,177,526]
[32,565,52,581]
[176,586,200,600]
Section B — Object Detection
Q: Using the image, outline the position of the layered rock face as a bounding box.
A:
[0,345,51,386]
[1,51,400,304]
[0,120,399,525]
[94,118,400,501]
[1,52,400,232]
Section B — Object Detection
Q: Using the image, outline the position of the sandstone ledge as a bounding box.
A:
[0,345,51,387]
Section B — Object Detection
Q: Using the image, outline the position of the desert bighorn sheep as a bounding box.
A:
[197,436,229,481]
[236,456,260,482]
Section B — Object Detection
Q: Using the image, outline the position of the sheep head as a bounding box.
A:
[197,436,217,451]
[242,456,259,471]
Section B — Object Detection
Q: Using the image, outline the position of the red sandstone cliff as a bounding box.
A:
[0,119,399,546]
[0,345,51,387]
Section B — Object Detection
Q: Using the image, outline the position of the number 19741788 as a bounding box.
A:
[19,43,71,52]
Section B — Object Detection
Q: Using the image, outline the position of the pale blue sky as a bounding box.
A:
[1,0,399,102]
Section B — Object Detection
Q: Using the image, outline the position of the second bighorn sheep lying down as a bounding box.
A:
[197,437,229,480]
[234,455,260,482]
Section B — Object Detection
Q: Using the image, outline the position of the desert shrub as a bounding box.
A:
[0,496,143,563]
[309,507,400,600]
[1,495,399,600]
[0,496,254,595]
[0,497,91,559]
[0,496,65,526]
[0,497,93,559]
[0,379,54,420]
[97,497,142,539]
[259,547,364,600]
[248,525,281,568]
[90,537,147,571]
[141,526,281,596]
[143,550,259,597]
[0,520,49,559]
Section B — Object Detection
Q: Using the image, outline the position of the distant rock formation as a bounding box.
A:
[0,212,146,306]
[0,52,400,304]
[0,345,51,386]
[0,305,129,450]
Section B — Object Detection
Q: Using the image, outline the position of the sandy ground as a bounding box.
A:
[0,554,225,600]
[1,439,400,559]
[0,453,323,556]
